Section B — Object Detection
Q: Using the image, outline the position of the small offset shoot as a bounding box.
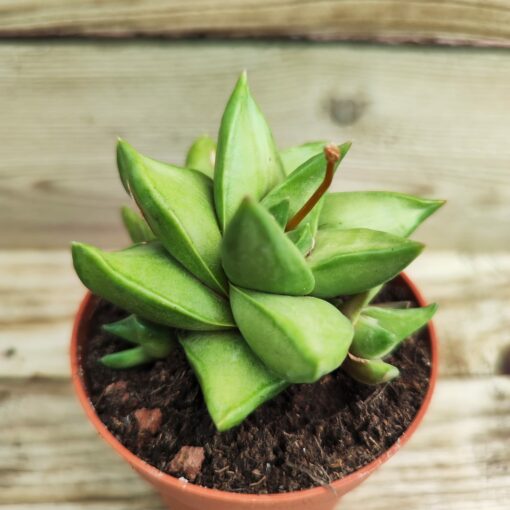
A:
[71,72,443,431]
[100,315,177,369]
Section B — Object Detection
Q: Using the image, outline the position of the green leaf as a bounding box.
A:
[230,286,353,383]
[267,198,290,228]
[102,314,177,358]
[343,355,400,385]
[261,142,351,226]
[279,141,327,176]
[340,286,382,323]
[285,197,324,254]
[286,222,314,255]
[121,206,155,244]
[307,227,424,297]
[72,242,235,330]
[221,198,315,295]
[320,191,445,237]
[351,304,437,359]
[214,71,285,230]
[180,330,287,432]
[185,135,216,179]
[100,346,153,369]
[117,140,227,295]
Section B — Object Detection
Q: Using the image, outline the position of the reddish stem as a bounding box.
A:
[285,144,340,232]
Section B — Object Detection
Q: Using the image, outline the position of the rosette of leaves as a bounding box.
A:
[72,72,444,431]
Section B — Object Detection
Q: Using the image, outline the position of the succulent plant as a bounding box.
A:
[72,72,444,432]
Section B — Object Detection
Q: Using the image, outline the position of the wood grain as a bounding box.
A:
[1,376,508,508]
[1,250,509,380]
[1,1,510,46]
[1,42,510,251]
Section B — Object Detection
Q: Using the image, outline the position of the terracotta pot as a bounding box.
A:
[71,272,438,510]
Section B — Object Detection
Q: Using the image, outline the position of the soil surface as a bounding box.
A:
[83,276,431,494]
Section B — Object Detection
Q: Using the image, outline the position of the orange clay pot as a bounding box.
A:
[71,272,438,510]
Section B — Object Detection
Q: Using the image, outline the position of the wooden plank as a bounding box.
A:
[1,376,508,508]
[1,250,509,379]
[1,1,510,46]
[1,42,510,251]
[0,504,163,510]
[0,379,159,506]
[411,252,510,378]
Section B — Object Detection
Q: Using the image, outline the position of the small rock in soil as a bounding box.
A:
[104,380,129,404]
[168,446,205,482]
[134,408,162,435]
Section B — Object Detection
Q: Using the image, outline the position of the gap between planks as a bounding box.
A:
[1,0,510,46]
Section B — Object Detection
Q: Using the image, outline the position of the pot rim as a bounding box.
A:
[70,272,438,503]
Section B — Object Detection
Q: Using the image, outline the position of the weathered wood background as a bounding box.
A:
[2,0,510,45]
[0,2,509,509]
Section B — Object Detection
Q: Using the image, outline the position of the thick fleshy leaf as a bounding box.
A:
[121,206,155,244]
[319,191,445,237]
[340,287,382,323]
[185,135,216,179]
[72,242,234,330]
[230,286,353,383]
[100,346,153,369]
[285,197,324,253]
[279,141,327,176]
[351,304,437,359]
[102,314,177,358]
[117,140,227,295]
[180,330,287,431]
[307,227,424,297]
[214,72,285,229]
[221,198,315,295]
[343,355,400,385]
[287,222,314,255]
[267,198,290,228]
[261,143,350,225]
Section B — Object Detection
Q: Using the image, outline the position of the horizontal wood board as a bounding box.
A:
[1,1,510,46]
[1,42,510,251]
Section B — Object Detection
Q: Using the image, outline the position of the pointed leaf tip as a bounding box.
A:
[214,74,284,229]
[343,355,400,385]
[221,198,315,295]
[232,70,249,96]
[118,146,227,295]
[102,314,176,360]
[180,330,286,431]
[230,287,353,384]
[308,228,425,297]
[71,241,87,260]
[71,242,234,330]
[351,303,437,359]
[320,191,445,237]
[100,346,153,369]
[116,139,140,195]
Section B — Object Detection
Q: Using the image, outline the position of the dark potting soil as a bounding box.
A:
[83,276,431,494]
